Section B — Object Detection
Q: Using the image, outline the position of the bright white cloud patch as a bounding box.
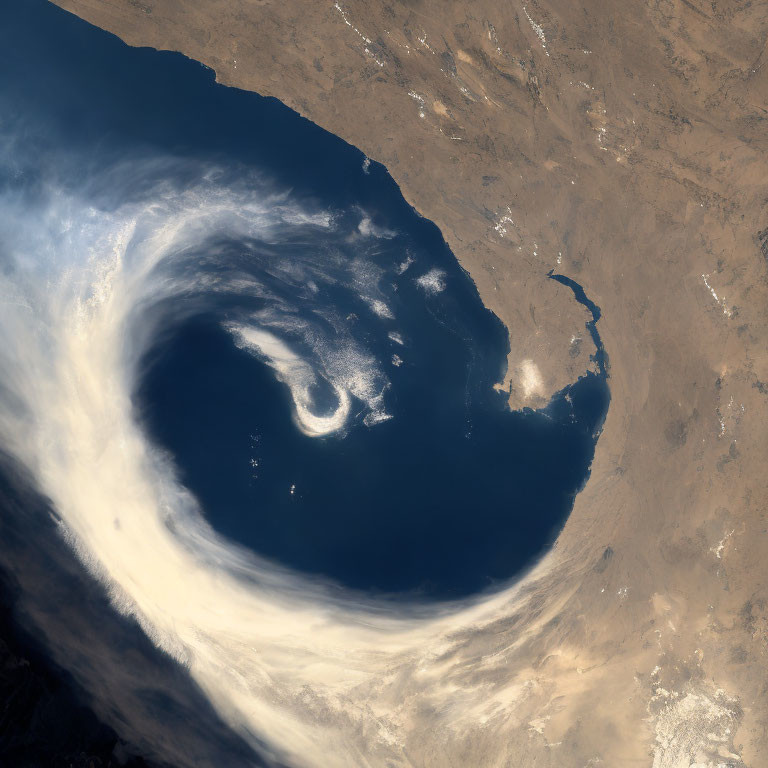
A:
[415,268,446,294]
[0,156,562,768]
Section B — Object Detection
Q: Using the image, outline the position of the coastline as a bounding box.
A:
[36,0,768,764]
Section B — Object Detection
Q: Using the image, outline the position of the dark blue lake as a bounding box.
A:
[1,0,608,601]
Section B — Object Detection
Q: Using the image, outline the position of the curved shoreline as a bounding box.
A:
[28,0,768,765]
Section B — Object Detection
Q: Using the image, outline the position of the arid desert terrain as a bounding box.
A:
[49,0,768,764]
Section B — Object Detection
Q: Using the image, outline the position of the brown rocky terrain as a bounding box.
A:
[49,0,768,764]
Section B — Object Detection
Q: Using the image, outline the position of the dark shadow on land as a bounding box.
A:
[0,455,268,768]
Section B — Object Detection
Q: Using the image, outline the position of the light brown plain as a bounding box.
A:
[50,0,768,764]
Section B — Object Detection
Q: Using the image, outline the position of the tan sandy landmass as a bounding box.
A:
[49,0,768,765]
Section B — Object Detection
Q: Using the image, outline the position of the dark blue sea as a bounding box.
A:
[0,2,608,764]
[2,1,607,601]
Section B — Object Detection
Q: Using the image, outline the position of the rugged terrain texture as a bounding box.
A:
[50,0,768,765]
